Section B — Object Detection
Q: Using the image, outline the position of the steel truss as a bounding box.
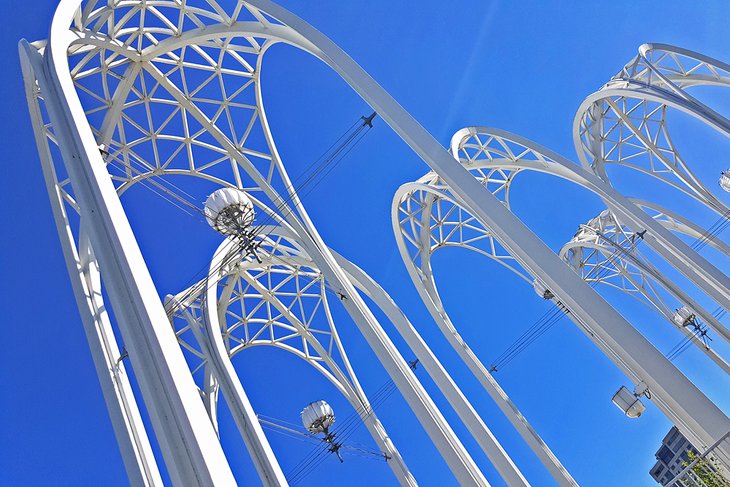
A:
[165,225,414,485]
[20,0,526,485]
[575,43,730,216]
[20,0,730,485]
[393,127,730,478]
[560,209,730,374]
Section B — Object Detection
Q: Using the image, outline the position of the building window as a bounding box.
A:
[667,428,680,445]
[672,439,686,453]
[658,445,674,464]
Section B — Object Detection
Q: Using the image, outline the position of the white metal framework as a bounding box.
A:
[575,43,730,216]
[559,209,730,373]
[393,126,730,480]
[20,0,730,485]
[165,226,414,485]
[20,0,531,485]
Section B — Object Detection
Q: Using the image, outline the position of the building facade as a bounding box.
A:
[651,427,699,485]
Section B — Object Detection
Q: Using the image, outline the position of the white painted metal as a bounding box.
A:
[19,41,162,487]
[39,2,238,484]
[32,1,481,483]
[204,244,287,486]
[393,179,576,486]
[25,1,730,484]
[450,127,730,312]
[446,126,730,378]
[559,210,730,374]
[394,126,729,459]
[560,209,730,344]
[626,198,730,258]
[173,217,527,485]
[332,248,538,487]
[70,2,494,482]
[573,43,730,312]
[164,255,287,487]
[167,229,418,486]
[251,224,528,484]
[575,43,730,216]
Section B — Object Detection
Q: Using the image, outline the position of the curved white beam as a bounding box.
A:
[574,43,730,216]
[559,213,730,374]
[335,245,572,486]
[168,232,418,486]
[44,2,238,483]
[393,179,580,486]
[20,39,162,487]
[269,226,530,485]
[396,126,729,457]
[32,1,730,482]
[451,127,730,311]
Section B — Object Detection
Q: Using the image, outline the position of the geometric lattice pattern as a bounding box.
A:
[560,210,673,317]
[169,230,358,398]
[61,1,306,218]
[575,43,730,215]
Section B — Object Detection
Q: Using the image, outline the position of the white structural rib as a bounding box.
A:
[23,0,730,484]
[42,2,237,485]
[36,0,492,483]
[393,125,729,462]
[167,230,416,486]
[574,43,730,310]
[204,244,287,486]
[19,41,163,487]
[559,210,730,375]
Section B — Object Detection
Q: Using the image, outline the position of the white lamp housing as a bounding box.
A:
[720,170,730,193]
[204,188,255,236]
[672,307,695,327]
[301,400,335,434]
[611,386,646,418]
[533,279,554,300]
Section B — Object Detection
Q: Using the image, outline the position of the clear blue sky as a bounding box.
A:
[2,1,729,486]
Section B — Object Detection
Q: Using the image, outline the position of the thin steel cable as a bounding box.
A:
[491,204,730,372]
[286,375,403,484]
[259,415,388,459]
[248,116,374,243]
[107,114,375,310]
[489,231,642,372]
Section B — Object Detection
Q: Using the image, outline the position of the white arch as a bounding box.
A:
[559,210,730,374]
[25,1,730,484]
[165,231,415,486]
[395,126,730,463]
[574,43,730,216]
[34,1,500,484]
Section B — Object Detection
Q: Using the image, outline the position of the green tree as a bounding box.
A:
[681,451,730,487]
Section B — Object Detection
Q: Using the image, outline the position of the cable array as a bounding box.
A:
[258,415,388,461]
[690,207,730,252]
[101,113,375,316]
[489,202,730,373]
[489,230,645,373]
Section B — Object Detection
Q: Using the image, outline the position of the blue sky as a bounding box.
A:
[2,1,730,486]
